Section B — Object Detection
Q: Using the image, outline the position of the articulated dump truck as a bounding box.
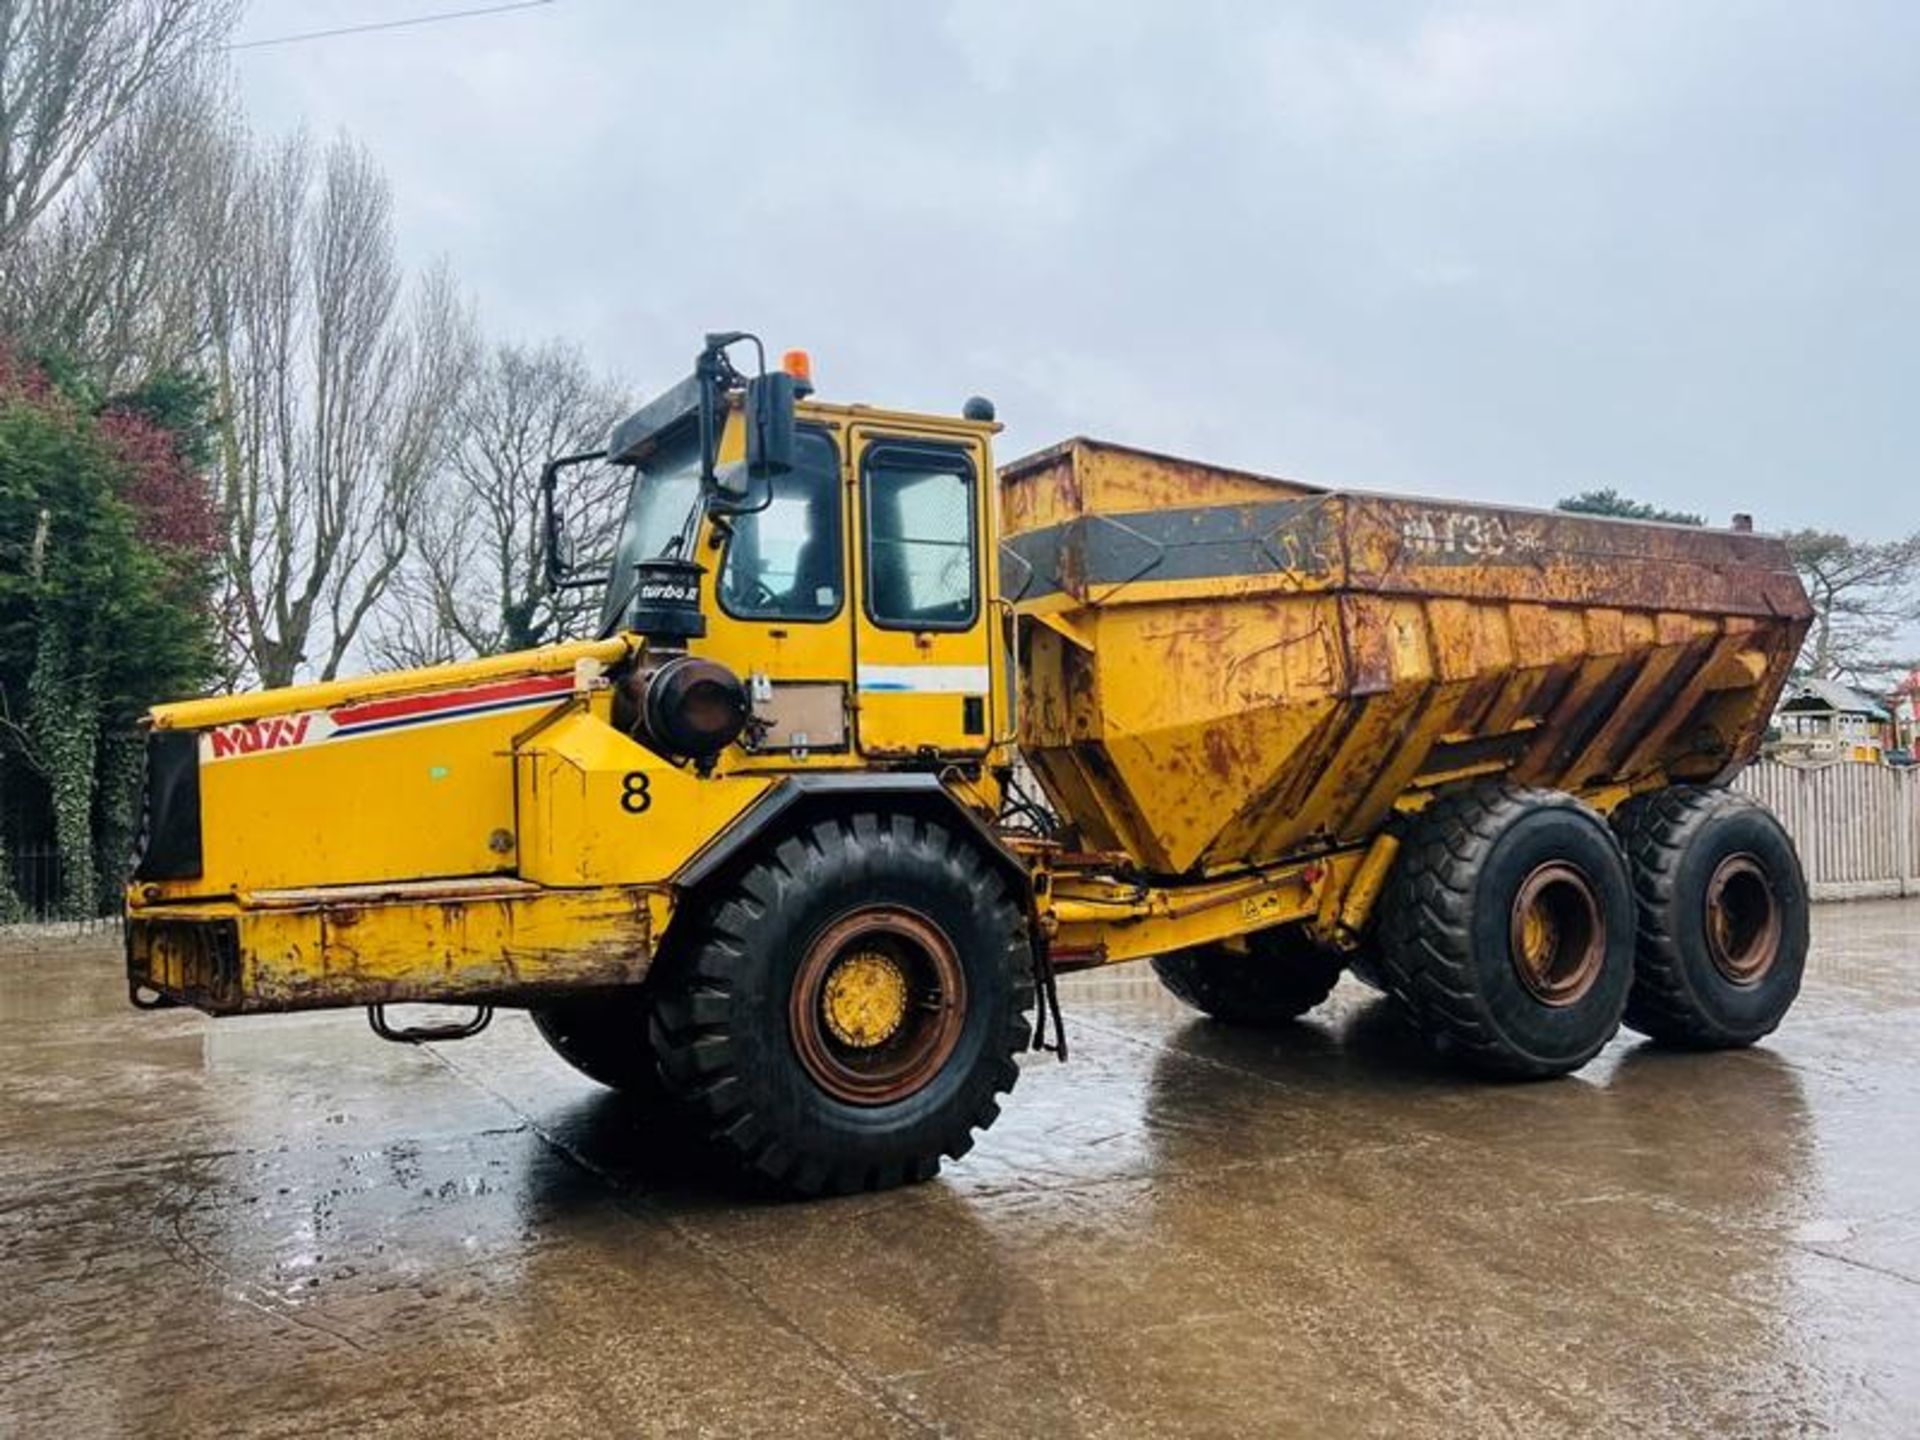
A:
[126,334,1814,1196]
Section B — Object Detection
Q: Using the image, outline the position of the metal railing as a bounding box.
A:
[1,843,124,933]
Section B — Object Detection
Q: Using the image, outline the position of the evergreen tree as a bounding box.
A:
[1555,489,1705,526]
[0,345,216,916]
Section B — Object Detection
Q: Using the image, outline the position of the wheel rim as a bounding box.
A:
[1508,861,1606,1007]
[1704,853,1780,986]
[789,907,966,1106]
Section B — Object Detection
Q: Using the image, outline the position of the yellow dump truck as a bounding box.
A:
[126,334,1814,1195]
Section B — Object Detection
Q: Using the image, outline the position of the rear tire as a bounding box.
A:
[529,997,669,1101]
[1612,786,1808,1048]
[1376,785,1634,1078]
[1151,926,1345,1023]
[649,812,1034,1197]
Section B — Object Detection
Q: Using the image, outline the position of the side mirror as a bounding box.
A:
[745,372,797,481]
[542,449,608,592]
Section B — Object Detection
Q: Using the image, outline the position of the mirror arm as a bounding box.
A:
[695,345,723,491]
[696,333,753,487]
[706,467,778,521]
[695,330,773,491]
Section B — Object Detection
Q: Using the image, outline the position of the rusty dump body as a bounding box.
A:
[1003,438,1813,879]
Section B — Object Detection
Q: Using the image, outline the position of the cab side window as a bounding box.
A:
[863,444,978,630]
[720,429,842,621]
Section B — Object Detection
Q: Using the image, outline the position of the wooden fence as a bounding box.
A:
[1734,760,1920,900]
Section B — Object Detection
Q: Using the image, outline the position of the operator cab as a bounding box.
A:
[545,333,1005,770]
[717,429,844,622]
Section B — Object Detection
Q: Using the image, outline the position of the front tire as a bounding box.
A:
[649,812,1034,1197]
[1151,926,1346,1023]
[1376,785,1635,1078]
[1612,786,1809,1048]
[529,996,668,1100]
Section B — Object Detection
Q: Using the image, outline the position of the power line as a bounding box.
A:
[227,0,555,52]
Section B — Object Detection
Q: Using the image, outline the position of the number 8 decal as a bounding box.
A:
[620,772,652,814]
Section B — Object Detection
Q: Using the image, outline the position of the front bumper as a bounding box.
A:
[126,878,670,1016]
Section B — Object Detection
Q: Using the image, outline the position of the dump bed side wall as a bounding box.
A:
[1340,493,1808,619]
[1005,441,1811,877]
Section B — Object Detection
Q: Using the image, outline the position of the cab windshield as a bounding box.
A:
[599,427,704,632]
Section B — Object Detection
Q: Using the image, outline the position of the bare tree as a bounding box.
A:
[370,339,628,668]
[0,0,237,255]
[1,63,238,386]
[211,132,475,687]
[1784,529,1920,688]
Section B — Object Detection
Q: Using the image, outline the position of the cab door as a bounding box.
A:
[850,430,993,759]
[696,423,854,762]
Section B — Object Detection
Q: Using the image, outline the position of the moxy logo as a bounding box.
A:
[208,715,313,759]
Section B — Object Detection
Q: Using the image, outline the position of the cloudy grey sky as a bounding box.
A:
[233,1,1917,537]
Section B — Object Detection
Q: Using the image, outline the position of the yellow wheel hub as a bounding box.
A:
[1519,904,1555,969]
[820,950,910,1049]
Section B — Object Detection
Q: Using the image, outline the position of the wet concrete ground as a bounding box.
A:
[3,902,1918,1438]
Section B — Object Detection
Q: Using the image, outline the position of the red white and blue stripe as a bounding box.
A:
[327,673,576,739]
[199,672,576,763]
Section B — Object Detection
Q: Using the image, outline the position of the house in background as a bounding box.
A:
[1891,671,1920,764]
[1768,679,1893,764]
